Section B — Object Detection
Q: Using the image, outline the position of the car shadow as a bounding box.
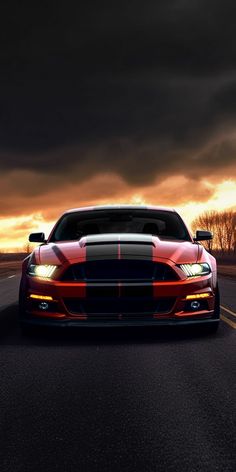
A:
[0,304,226,347]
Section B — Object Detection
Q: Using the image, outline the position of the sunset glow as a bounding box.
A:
[1,178,235,251]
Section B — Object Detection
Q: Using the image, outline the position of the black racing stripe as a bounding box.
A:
[120,243,153,259]
[86,243,119,261]
[121,285,153,297]
[86,285,119,298]
[86,285,152,299]
[51,245,69,264]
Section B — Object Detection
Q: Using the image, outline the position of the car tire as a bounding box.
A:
[18,282,34,336]
[18,278,26,316]
[213,283,220,318]
[201,285,220,334]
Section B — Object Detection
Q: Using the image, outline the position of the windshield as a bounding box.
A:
[49,210,191,242]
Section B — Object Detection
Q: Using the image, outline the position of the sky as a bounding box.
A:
[0,0,236,249]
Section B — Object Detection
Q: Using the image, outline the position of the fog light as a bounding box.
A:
[30,294,53,301]
[186,293,210,300]
[38,302,49,311]
[191,300,201,310]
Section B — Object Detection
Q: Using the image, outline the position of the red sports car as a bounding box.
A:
[19,205,220,333]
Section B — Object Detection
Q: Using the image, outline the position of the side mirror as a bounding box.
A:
[29,232,46,243]
[194,230,213,241]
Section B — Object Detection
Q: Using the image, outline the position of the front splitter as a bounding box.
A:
[20,316,219,328]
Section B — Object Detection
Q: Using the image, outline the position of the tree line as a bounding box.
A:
[191,209,236,254]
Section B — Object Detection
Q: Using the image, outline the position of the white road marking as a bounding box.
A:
[0,274,20,282]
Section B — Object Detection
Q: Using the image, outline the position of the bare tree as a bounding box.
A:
[191,211,217,252]
[23,242,33,254]
[191,210,236,254]
[220,210,235,254]
[232,213,236,254]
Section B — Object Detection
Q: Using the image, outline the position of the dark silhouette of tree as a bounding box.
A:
[191,210,236,254]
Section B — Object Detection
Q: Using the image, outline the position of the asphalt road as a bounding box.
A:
[0,274,21,311]
[0,274,236,471]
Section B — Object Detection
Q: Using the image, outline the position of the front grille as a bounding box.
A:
[85,285,152,298]
[61,260,178,282]
[64,297,175,316]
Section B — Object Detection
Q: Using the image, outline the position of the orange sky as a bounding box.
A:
[1,175,235,251]
[1,2,236,252]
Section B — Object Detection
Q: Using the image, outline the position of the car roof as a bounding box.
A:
[63,205,176,215]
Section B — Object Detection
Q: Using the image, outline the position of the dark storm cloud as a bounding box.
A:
[0,0,236,186]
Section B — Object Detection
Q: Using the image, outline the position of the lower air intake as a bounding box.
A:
[64,297,176,316]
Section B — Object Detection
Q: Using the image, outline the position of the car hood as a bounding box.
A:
[35,233,201,265]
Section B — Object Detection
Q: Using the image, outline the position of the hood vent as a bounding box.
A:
[83,241,155,247]
[79,235,156,248]
[79,233,156,248]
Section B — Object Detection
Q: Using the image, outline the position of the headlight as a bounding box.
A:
[179,263,211,277]
[28,264,58,278]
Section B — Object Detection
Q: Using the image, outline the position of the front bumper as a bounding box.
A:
[20,272,218,327]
